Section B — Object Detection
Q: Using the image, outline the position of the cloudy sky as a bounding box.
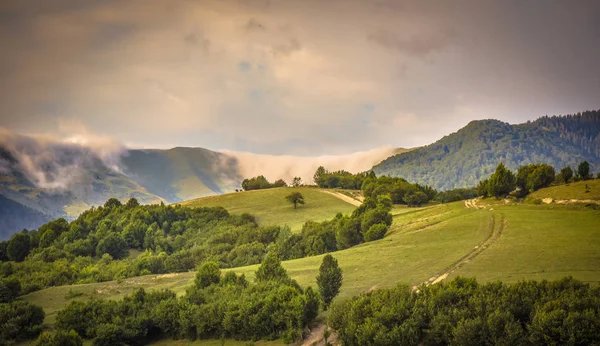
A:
[1,0,599,155]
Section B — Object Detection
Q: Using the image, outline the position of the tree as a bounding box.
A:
[292,176,302,187]
[0,280,13,303]
[487,163,516,197]
[316,254,342,310]
[103,198,122,209]
[7,233,31,262]
[96,233,129,259]
[577,161,591,180]
[364,223,388,242]
[516,164,555,194]
[195,261,221,288]
[313,166,326,186]
[285,192,305,209]
[125,198,140,208]
[256,252,288,282]
[404,191,428,206]
[477,179,489,197]
[34,330,83,346]
[560,166,573,184]
[272,179,288,187]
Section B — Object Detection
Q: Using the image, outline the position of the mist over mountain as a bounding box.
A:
[374,110,600,190]
[0,129,402,238]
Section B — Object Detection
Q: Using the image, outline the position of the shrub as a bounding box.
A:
[364,223,388,241]
[34,330,83,346]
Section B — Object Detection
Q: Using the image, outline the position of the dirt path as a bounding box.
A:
[542,198,600,205]
[321,190,362,207]
[464,198,485,209]
[416,214,505,288]
[301,323,339,346]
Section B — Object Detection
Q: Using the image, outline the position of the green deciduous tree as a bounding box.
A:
[364,223,388,242]
[316,254,343,310]
[34,330,83,346]
[487,163,516,197]
[577,161,591,180]
[560,166,574,183]
[96,233,129,260]
[285,192,305,209]
[195,261,221,289]
[7,233,31,262]
[255,252,288,282]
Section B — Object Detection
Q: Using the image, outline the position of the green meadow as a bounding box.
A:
[179,187,356,231]
[19,183,600,345]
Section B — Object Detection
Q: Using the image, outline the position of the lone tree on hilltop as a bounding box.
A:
[317,254,343,310]
[285,192,305,209]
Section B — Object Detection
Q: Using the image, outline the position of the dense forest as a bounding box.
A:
[374,110,600,190]
[0,195,391,296]
[330,276,600,345]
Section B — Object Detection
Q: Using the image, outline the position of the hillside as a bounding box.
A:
[22,183,600,336]
[529,179,600,201]
[179,187,357,231]
[0,195,50,239]
[120,147,242,202]
[374,110,600,190]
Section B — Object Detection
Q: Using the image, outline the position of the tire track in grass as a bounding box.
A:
[415,214,505,289]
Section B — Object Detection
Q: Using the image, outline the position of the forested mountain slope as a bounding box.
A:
[374,110,600,190]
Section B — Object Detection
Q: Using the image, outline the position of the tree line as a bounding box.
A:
[330,276,600,345]
[477,160,596,198]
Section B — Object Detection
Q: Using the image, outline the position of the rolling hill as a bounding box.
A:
[21,181,600,340]
[180,187,357,231]
[374,110,600,190]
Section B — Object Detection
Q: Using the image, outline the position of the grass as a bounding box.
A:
[23,202,491,325]
[19,182,600,345]
[180,187,355,231]
[529,179,600,201]
[449,202,600,283]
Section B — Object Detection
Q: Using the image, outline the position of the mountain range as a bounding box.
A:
[1,110,598,238]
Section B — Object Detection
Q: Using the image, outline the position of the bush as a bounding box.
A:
[0,300,45,342]
[364,223,388,241]
[195,261,221,289]
[34,330,83,346]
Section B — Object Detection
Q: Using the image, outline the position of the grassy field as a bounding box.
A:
[19,183,600,345]
[179,187,355,231]
[529,179,600,200]
[449,202,600,283]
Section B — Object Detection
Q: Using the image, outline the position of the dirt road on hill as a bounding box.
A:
[321,190,362,207]
[415,214,505,289]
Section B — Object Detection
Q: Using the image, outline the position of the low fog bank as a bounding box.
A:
[0,127,125,191]
[0,127,402,193]
[222,147,401,185]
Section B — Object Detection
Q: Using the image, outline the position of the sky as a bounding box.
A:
[0,0,599,155]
